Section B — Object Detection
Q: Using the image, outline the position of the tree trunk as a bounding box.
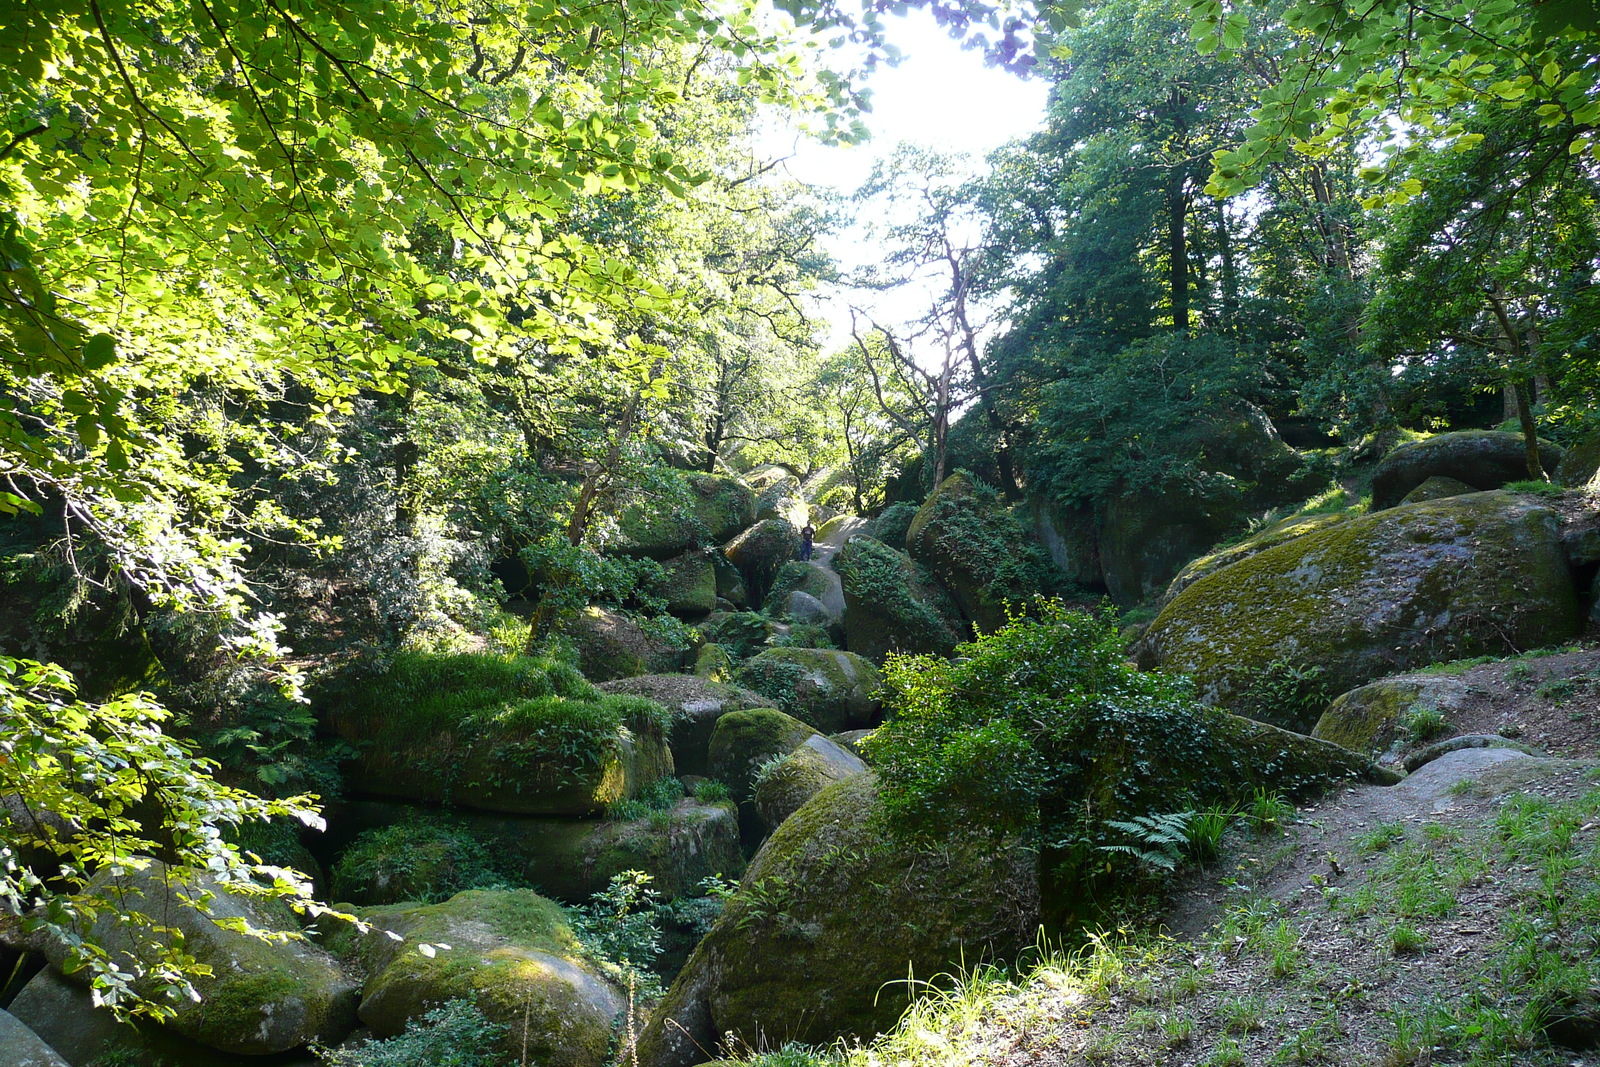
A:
[1168,166,1189,336]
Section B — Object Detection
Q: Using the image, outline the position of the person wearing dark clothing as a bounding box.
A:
[799,523,816,561]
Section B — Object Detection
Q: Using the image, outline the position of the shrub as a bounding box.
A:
[871,502,920,548]
[1405,705,1448,744]
[316,998,507,1066]
[1230,658,1331,732]
[331,819,503,906]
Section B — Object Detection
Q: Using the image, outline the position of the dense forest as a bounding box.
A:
[2,0,1600,1064]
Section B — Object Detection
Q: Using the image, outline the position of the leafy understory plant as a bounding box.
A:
[1099,812,1193,871]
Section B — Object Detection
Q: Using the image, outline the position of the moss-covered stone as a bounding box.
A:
[711,551,748,608]
[1371,430,1563,509]
[752,735,868,830]
[1400,475,1477,505]
[1024,497,1103,591]
[1311,674,1473,762]
[599,674,769,776]
[1557,430,1600,490]
[41,862,358,1055]
[754,475,810,528]
[734,647,882,732]
[834,536,963,662]
[723,519,801,606]
[331,818,500,905]
[707,708,817,801]
[349,889,623,1066]
[555,605,688,682]
[1160,513,1350,607]
[1139,492,1584,705]
[692,642,735,684]
[646,549,718,617]
[633,775,1038,1066]
[614,473,757,559]
[865,503,918,550]
[698,610,777,659]
[762,561,843,617]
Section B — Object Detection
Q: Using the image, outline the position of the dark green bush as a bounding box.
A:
[316,998,507,1066]
[330,819,503,905]
[871,502,920,548]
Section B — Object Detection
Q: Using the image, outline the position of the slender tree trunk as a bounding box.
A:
[1168,166,1189,336]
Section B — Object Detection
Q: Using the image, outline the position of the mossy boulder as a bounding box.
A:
[866,502,919,550]
[633,774,1038,1066]
[734,647,882,733]
[1160,513,1350,607]
[1312,674,1474,762]
[41,862,358,1055]
[646,549,718,617]
[762,561,845,625]
[1371,430,1563,510]
[1557,430,1600,490]
[754,475,810,528]
[711,552,748,608]
[834,536,963,662]
[722,519,801,605]
[707,708,817,801]
[692,642,735,683]
[346,889,623,1066]
[752,735,868,830]
[331,818,500,906]
[1401,475,1477,505]
[326,652,675,815]
[698,610,777,659]
[1025,497,1103,591]
[1138,492,1584,705]
[614,473,757,559]
[555,606,688,682]
[599,674,769,776]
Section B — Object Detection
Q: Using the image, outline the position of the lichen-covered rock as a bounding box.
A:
[555,606,688,682]
[614,473,757,559]
[346,890,623,1066]
[633,775,1038,1066]
[646,549,718,616]
[1311,674,1475,762]
[734,647,882,733]
[1400,475,1477,505]
[1557,430,1600,490]
[723,520,801,606]
[1138,492,1584,705]
[754,475,810,528]
[40,862,358,1055]
[699,610,777,659]
[835,536,963,662]
[707,708,817,801]
[1371,430,1562,510]
[600,674,769,776]
[906,473,1055,632]
[752,735,868,830]
[1160,513,1350,607]
[0,1011,69,1067]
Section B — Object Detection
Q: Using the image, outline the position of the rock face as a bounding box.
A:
[633,775,1039,1067]
[0,1011,69,1067]
[599,674,769,777]
[41,862,358,1055]
[754,475,810,528]
[1138,492,1584,705]
[752,735,868,831]
[1370,430,1563,510]
[1557,430,1600,490]
[344,889,623,1066]
[723,519,802,606]
[1160,513,1350,607]
[1311,674,1475,762]
[556,606,688,682]
[707,708,818,801]
[906,472,1048,632]
[1400,475,1477,505]
[763,562,845,627]
[735,647,882,733]
[835,536,963,662]
[1026,498,1103,591]
[647,550,718,616]
[614,473,756,558]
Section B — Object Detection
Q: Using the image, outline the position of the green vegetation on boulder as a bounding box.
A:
[1557,430,1600,490]
[599,673,769,777]
[754,475,810,527]
[707,708,817,800]
[614,473,757,559]
[1370,430,1563,510]
[1312,674,1474,761]
[762,561,840,615]
[1400,475,1477,505]
[633,774,1039,1066]
[866,503,918,549]
[1139,492,1584,706]
[326,652,675,815]
[834,536,963,662]
[711,552,749,608]
[346,889,623,1066]
[646,550,718,616]
[554,606,689,682]
[41,861,358,1055]
[1160,513,1351,607]
[752,734,868,830]
[699,610,777,659]
[734,647,882,732]
[723,520,802,606]
[692,642,735,683]
[331,818,501,906]
[1024,497,1103,591]
[906,472,1059,632]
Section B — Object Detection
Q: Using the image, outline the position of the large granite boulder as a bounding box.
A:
[325,652,674,815]
[751,735,868,831]
[707,708,818,801]
[834,536,963,662]
[646,549,718,617]
[1312,673,1475,763]
[906,472,1055,632]
[633,775,1038,1066]
[1160,513,1350,607]
[599,674,769,776]
[614,473,757,559]
[0,1011,69,1067]
[1400,475,1477,505]
[754,475,810,528]
[762,562,845,628]
[339,890,623,1066]
[40,862,358,1055]
[1138,492,1584,705]
[1371,430,1563,510]
[1025,498,1103,591]
[554,606,689,682]
[1558,430,1600,491]
[723,520,802,606]
[734,647,882,733]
